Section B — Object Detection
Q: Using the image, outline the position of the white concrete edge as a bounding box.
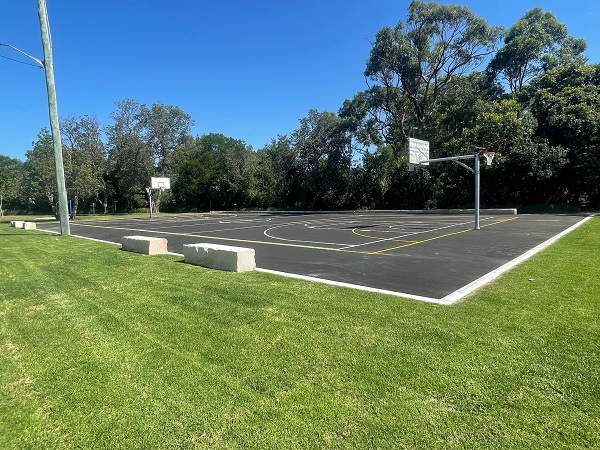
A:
[215,208,518,215]
[36,228,122,246]
[253,268,450,305]
[439,214,595,305]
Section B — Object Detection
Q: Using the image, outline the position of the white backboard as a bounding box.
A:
[151,177,171,189]
[408,138,430,165]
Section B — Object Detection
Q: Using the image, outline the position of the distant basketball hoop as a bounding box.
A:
[148,177,171,218]
[151,177,171,190]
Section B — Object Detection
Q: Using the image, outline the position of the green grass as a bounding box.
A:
[1,218,599,449]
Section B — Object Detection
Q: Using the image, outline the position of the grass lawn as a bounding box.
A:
[1,218,599,449]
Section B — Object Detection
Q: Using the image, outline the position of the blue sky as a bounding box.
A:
[2,0,599,161]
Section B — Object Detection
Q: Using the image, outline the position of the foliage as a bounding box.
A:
[0,155,22,216]
[61,115,108,218]
[139,103,194,176]
[488,8,587,92]
[22,129,58,215]
[172,133,255,210]
[291,110,354,209]
[525,64,600,208]
[3,2,600,213]
[363,0,502,149]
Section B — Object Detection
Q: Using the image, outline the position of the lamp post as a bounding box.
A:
[0,1,70,235]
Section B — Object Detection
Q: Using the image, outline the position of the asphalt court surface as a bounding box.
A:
[37,211,590,302]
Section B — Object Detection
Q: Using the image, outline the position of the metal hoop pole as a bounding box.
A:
[475,152,480,230]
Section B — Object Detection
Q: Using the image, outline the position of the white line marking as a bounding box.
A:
[439,215,594,304]
[263,223,348,246]
[340,220,474,249]
[254,268,449,305]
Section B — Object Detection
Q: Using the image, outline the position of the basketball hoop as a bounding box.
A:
[482,151,495,166]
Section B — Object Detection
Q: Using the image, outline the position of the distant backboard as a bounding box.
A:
[151,177,171,189]
[408,138,430,166]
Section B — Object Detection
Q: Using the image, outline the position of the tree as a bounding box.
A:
[256,136,298,208]
[0,155,23,216]
[23,129,58,215]
[525,64,600,207]
[106,100,154,211]
[363,0,501,151]
[487,8,587,93]
[139,103,194,176]
[172,134,254,211]
[291,110,354,209]
[361,146,402,207]
[61,115,108,218]
[106,100,194,213]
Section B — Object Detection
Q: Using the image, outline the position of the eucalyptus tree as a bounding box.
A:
[360,0,501,154]
[61,115,108,217]
[487,8,587,93]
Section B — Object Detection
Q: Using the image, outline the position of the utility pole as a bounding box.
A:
[37,0,70,236]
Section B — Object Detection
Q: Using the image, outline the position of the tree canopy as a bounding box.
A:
[3,2,598,215]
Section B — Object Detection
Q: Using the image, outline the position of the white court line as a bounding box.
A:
[263,223,349,247]
[438,214,594,304]
[340,219,474,250]
[253,269,447,305]
[264,217,475,248]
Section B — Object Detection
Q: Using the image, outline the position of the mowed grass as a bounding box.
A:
[1,218,599,449]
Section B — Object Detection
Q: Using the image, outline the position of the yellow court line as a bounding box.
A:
[352,228,419,242]
[72,222,373,255]
[351,218,478,242]
[369,216,518,254]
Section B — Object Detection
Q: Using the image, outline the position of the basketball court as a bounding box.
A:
[36,211,592,305]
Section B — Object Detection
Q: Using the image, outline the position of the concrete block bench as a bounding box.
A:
[122,236,168,255]
[22,222,37,230]
[183,243,255,272]
[10,221,24,228]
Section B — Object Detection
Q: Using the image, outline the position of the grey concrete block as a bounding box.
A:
[183,243,255,272]
[122,235,168,255]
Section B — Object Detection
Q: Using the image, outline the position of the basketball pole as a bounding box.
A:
[414,153,482,230]
[146,187,153,219]
[409,139,494,230]
[475,152,481,230]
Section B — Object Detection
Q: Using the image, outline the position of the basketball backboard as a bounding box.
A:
[151,177,171,189]
[408,138,429,166]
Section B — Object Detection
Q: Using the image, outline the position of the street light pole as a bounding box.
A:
[37,0,70,236]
